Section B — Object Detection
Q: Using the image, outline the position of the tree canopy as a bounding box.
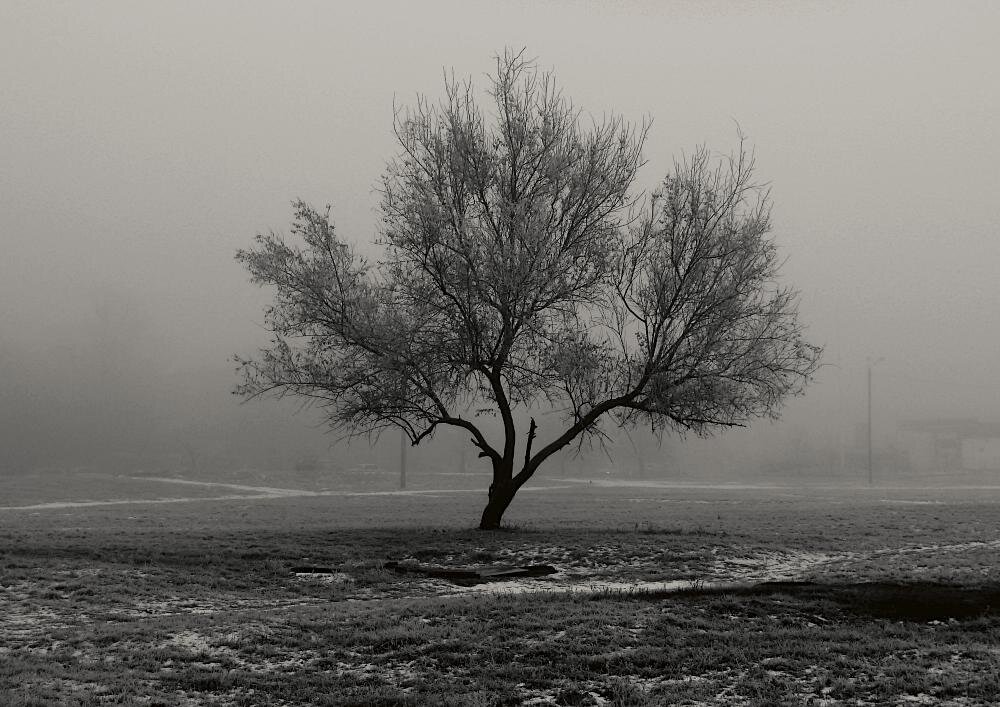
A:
[236,50,821,528]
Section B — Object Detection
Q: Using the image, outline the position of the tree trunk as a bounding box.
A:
[479,480,516,530]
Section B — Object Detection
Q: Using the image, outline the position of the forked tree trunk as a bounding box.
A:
[479,420,538,529]
[479,479,516,530]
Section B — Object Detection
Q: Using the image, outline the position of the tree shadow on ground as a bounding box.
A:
[713,580,1000,622]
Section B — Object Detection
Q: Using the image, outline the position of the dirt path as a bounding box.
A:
[0,494,295,511]
[565,477,1000,492]
[0,477,577,511]
[130,476,309,496]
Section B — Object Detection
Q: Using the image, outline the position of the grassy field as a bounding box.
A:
[2,472,1000,705]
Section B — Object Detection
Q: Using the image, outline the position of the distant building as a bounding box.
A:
[897,418,1000,472]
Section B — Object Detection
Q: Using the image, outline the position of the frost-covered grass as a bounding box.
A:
[2,476,1000,704]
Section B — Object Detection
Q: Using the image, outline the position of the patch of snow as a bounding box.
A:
[449,548,852,598]
[293,571,354,584]
[166,630,215,654]
[457,576,742,597]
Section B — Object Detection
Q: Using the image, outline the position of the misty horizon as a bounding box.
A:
[3,1,999,481]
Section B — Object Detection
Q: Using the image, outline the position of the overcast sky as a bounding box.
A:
[2,1,999,470]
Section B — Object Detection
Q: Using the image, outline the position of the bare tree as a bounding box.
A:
[235,51,821,529]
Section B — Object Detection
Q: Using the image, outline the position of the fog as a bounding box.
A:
[3,1,999,483]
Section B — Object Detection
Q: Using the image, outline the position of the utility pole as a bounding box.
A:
[399,429,407,490]
[867,357,884,486]
[867,363,873,486]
